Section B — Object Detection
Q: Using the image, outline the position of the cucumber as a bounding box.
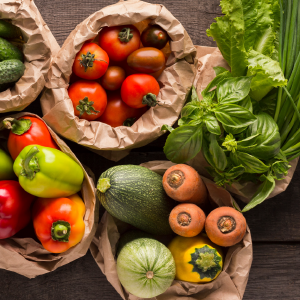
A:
[117,237,176,298]
[0,59,25,84]
[0,37,23,62]
[0,20,22,40]
[97,165,175,235]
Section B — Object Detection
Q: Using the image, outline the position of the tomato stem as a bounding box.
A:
[142,93,160,107]
[118,28,133,42]
[51,220,71,242]
[123,117,136,127]
[76,97,100,117]
[3,117,32,135]
[79,51,107,72]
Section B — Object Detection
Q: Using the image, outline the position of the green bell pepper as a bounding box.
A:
[13,145,84,198]
[0,148,15,180]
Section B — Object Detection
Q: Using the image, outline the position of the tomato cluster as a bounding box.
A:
[69,24,169,127]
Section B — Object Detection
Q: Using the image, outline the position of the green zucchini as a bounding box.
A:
[117,237,176,298]
[97,165,175,235]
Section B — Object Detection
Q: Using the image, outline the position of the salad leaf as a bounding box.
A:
[247,50,287,101]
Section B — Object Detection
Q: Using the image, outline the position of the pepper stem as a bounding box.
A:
[97,178,111,193]
[142,93,160,107]
[51,221,71,242]
[79,51,107,72]
[76,97,100,117]
[20,146,40,180]
[195,252,217,272]
[118,28,133,42]
[3,118,32,135]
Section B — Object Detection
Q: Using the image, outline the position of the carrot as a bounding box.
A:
[205,207,246,247]
[162,164,208,207]
[169,203,206,237]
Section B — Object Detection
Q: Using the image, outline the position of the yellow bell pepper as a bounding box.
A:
[168,234,223,283]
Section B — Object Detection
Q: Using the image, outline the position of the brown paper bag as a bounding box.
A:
[90,160,253,300]
[0,112,98,278]
[188,45,299,203]
[0,0,60,113]
[40,0,196,161]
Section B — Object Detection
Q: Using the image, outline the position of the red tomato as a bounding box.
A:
[68,80,107,121]
[98,25,140,61]
[97,92,148,127]
[73,42,109,80]
[121,74,160,108]
[100,66,126,90]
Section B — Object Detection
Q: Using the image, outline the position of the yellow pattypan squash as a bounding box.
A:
[168,234,223,283]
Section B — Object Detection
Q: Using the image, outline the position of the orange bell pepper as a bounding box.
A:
[32,194,85,253]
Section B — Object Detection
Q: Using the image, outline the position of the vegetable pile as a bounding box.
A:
[162,0,298,212]
[0,116,86,253]
[97,163,247,298]
[0,20,25,92]
[68,23,169,127]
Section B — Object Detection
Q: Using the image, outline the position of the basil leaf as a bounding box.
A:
[225,165,245,180]
[202,71,232,96]
[164,125,203,163]
[209,134,227,171]
[271,160,290,180]
[230,151,270,173]
[223,124,248,135]
[239,95,253,113]
[161,125,174,132]
[242,175,275,212]
[202,137,215,168]
[217,76,252,104]
[213,66,229,76]
[215,104,256,128]
[185,85,199,103]
[242,112,281,160]
[203,114,221,135]
[181,101,201,118]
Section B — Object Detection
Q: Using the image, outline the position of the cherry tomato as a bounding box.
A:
[141,25,169,49]
[100,66,126,91]
[97,92,148,127]
[98,25,140,61]
[121,74,160,108]
[73,42,109,80]
[127,47,165,73]
[68,80,107,121]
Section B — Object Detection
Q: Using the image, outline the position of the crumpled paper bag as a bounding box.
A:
[0,0,60,113]
[90,160,253,300]
[0,112,98,278]
[188,45,299,203]
[40,0,196,162]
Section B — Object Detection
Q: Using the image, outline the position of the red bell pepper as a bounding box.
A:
[3,116,59,160]
[0,180,35,239]
[32,194,85,253]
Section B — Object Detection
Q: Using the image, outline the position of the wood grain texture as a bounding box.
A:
[0,0,299,299]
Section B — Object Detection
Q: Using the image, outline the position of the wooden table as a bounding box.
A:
[1,0,300,299]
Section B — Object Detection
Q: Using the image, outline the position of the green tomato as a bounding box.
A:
[0,148,15,180]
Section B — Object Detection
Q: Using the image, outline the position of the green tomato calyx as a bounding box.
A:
[76,97,100,117]
[222,134,237,152]
[79,51,107,72]
[51,220,71,242]
[20,146,40,180]
[3,117,32,135]
[142,93,160,107]
[118,28,133,42]
[123,117,136,127]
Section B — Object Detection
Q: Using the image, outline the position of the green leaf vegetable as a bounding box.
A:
[207,0,286,101]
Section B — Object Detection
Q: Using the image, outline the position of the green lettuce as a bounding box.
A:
[207,0,285,101]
